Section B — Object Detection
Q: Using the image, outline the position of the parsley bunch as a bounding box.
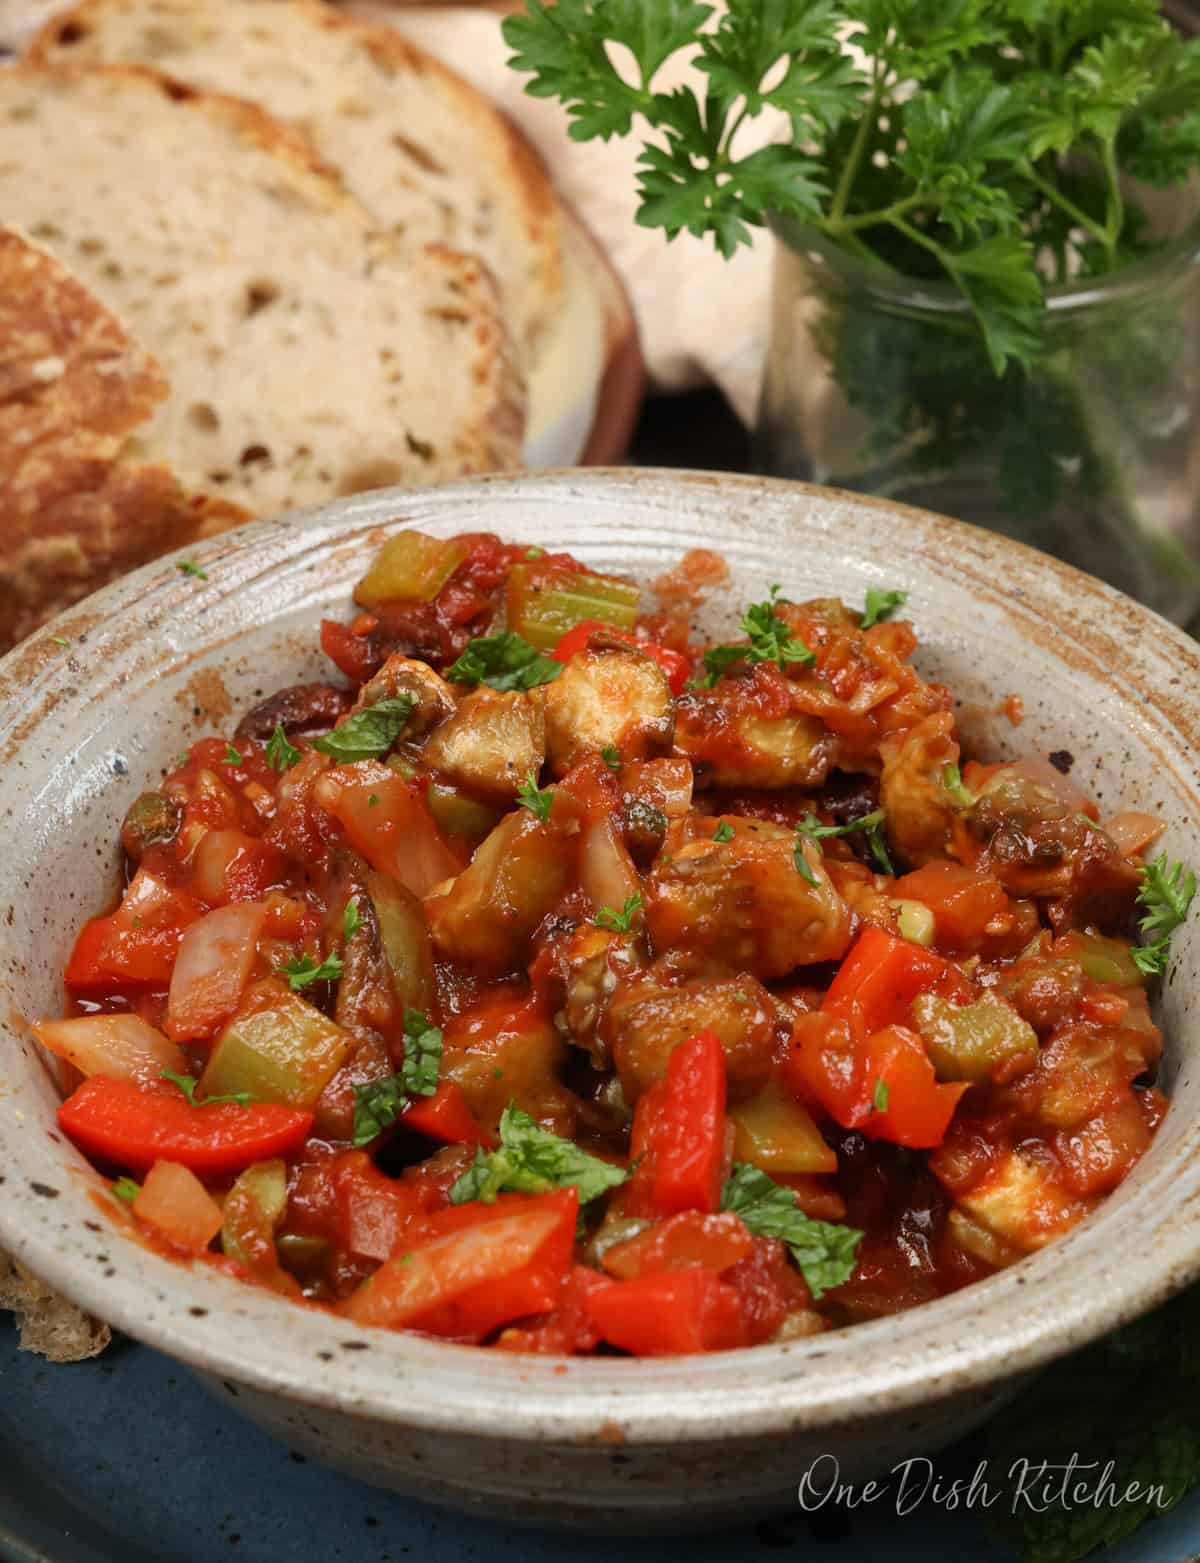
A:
[505,0,1200,374]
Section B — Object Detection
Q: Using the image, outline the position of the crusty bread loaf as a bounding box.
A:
[29,0,565,365]
[0,66,525,519]
[0,1250,111,1361]
[0,224,243,646]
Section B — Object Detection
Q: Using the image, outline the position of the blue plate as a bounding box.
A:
[2,1317,1198,1563]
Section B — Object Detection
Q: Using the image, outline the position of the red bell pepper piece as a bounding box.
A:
[627,1028,727,1218]
[341,1189,577,1337]
[552,620,692,696]
[785,1011,871,1128]
[333,1151,430,1262]
[861,1025,970,1150]
[64,916,123,994]
[97,870,205,986]
[584,1267,747,1355]
[58,1076,313,1178]
[320,617,383,684]
[601,1211,754,1279]
[401,1079,496,1148]
[494,1264,608,1355]
[821,925,972,1037]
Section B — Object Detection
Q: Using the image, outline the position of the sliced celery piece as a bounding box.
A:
[353,530,468,607]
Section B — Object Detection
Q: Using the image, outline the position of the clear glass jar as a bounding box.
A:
[756,212,1200,626]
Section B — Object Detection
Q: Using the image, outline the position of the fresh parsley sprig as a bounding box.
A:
[516,771,556,823]
[593,893,643,933]
[311,697,414,763]
[699,586,814,687]
[1132,851,1196,976]
[720,1161,862,1299]
[266,724,301,772]
[861,587,908,629]
[446,630,563,692]
[503,0,1200,375]
[796,807,894,877]
[449,1105,629,1206]
[352,1010,444,1148]
[160,1070,251,1108]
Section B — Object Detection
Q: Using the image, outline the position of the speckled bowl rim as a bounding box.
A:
[2,467,1200,1448]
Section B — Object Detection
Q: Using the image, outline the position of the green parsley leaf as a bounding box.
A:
[713,820,735,843]
[310,697,414,763]
[160,1070,251,1107]
[343,897,360,944]
[872,1077,890,1113]
[721,1162,862,1300]
[222,743,244,766]
[524,546,545,559]
[265,724,302,772]
[399,1009,443,1098]
[278,950,344,991]
[175,749,191,769]
[861,587,908,630]
[701,586,814,686]
[449,1104,628,1206]
[796,808,894,876]
[600,743,622,772]
[351,1010,444,1147]
[1132,851,1196,976]
[794,832,820,887]
[177,560,207,580]
[49,636,71,649]
[368,794,380,808]
[446,631,563,693]
[112,1176,141,1204]
[516,771,555,823]
[593,893,643,933]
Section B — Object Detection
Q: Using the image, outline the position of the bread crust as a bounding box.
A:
[0,225,236,647]
[0,1250,111,1361]
[28,0,565,360]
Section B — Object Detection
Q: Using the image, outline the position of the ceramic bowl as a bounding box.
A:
[2,470,1199,1533]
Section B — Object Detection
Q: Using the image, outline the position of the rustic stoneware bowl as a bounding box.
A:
[2,470,1199,1533]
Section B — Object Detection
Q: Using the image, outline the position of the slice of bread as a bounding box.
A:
[29,0,565,366]
[0,224,243,647]
[0,66,525,519]
[0,1250,111,1361]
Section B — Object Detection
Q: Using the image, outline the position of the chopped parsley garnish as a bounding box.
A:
[720,1162,862,1300]
[525,546,545,560]
[49,636,71,649]
[367,793,380,808]
[352,1010,444,1147]
[873,1078,890,1113]
[266,724,302,772]
[160,1070,251,1107]
[177,560,208,580]
[343,897,361,943]
[593,893,643,934]
[222,743,243,766]
[1132,852,1197,976]
[278,949,344,991]
[700,586,815,687]
[446,630,563,692]
[311,697,414,763]
[861,588,908,629]
[112,1176,141,1204]
[796,808,894,876]
[713,820,735,843]
[449,1105,629,1206]
[600,744,622,772]
[516,771,555,823]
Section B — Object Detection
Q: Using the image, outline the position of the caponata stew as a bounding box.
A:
[41,532,1194,1355]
